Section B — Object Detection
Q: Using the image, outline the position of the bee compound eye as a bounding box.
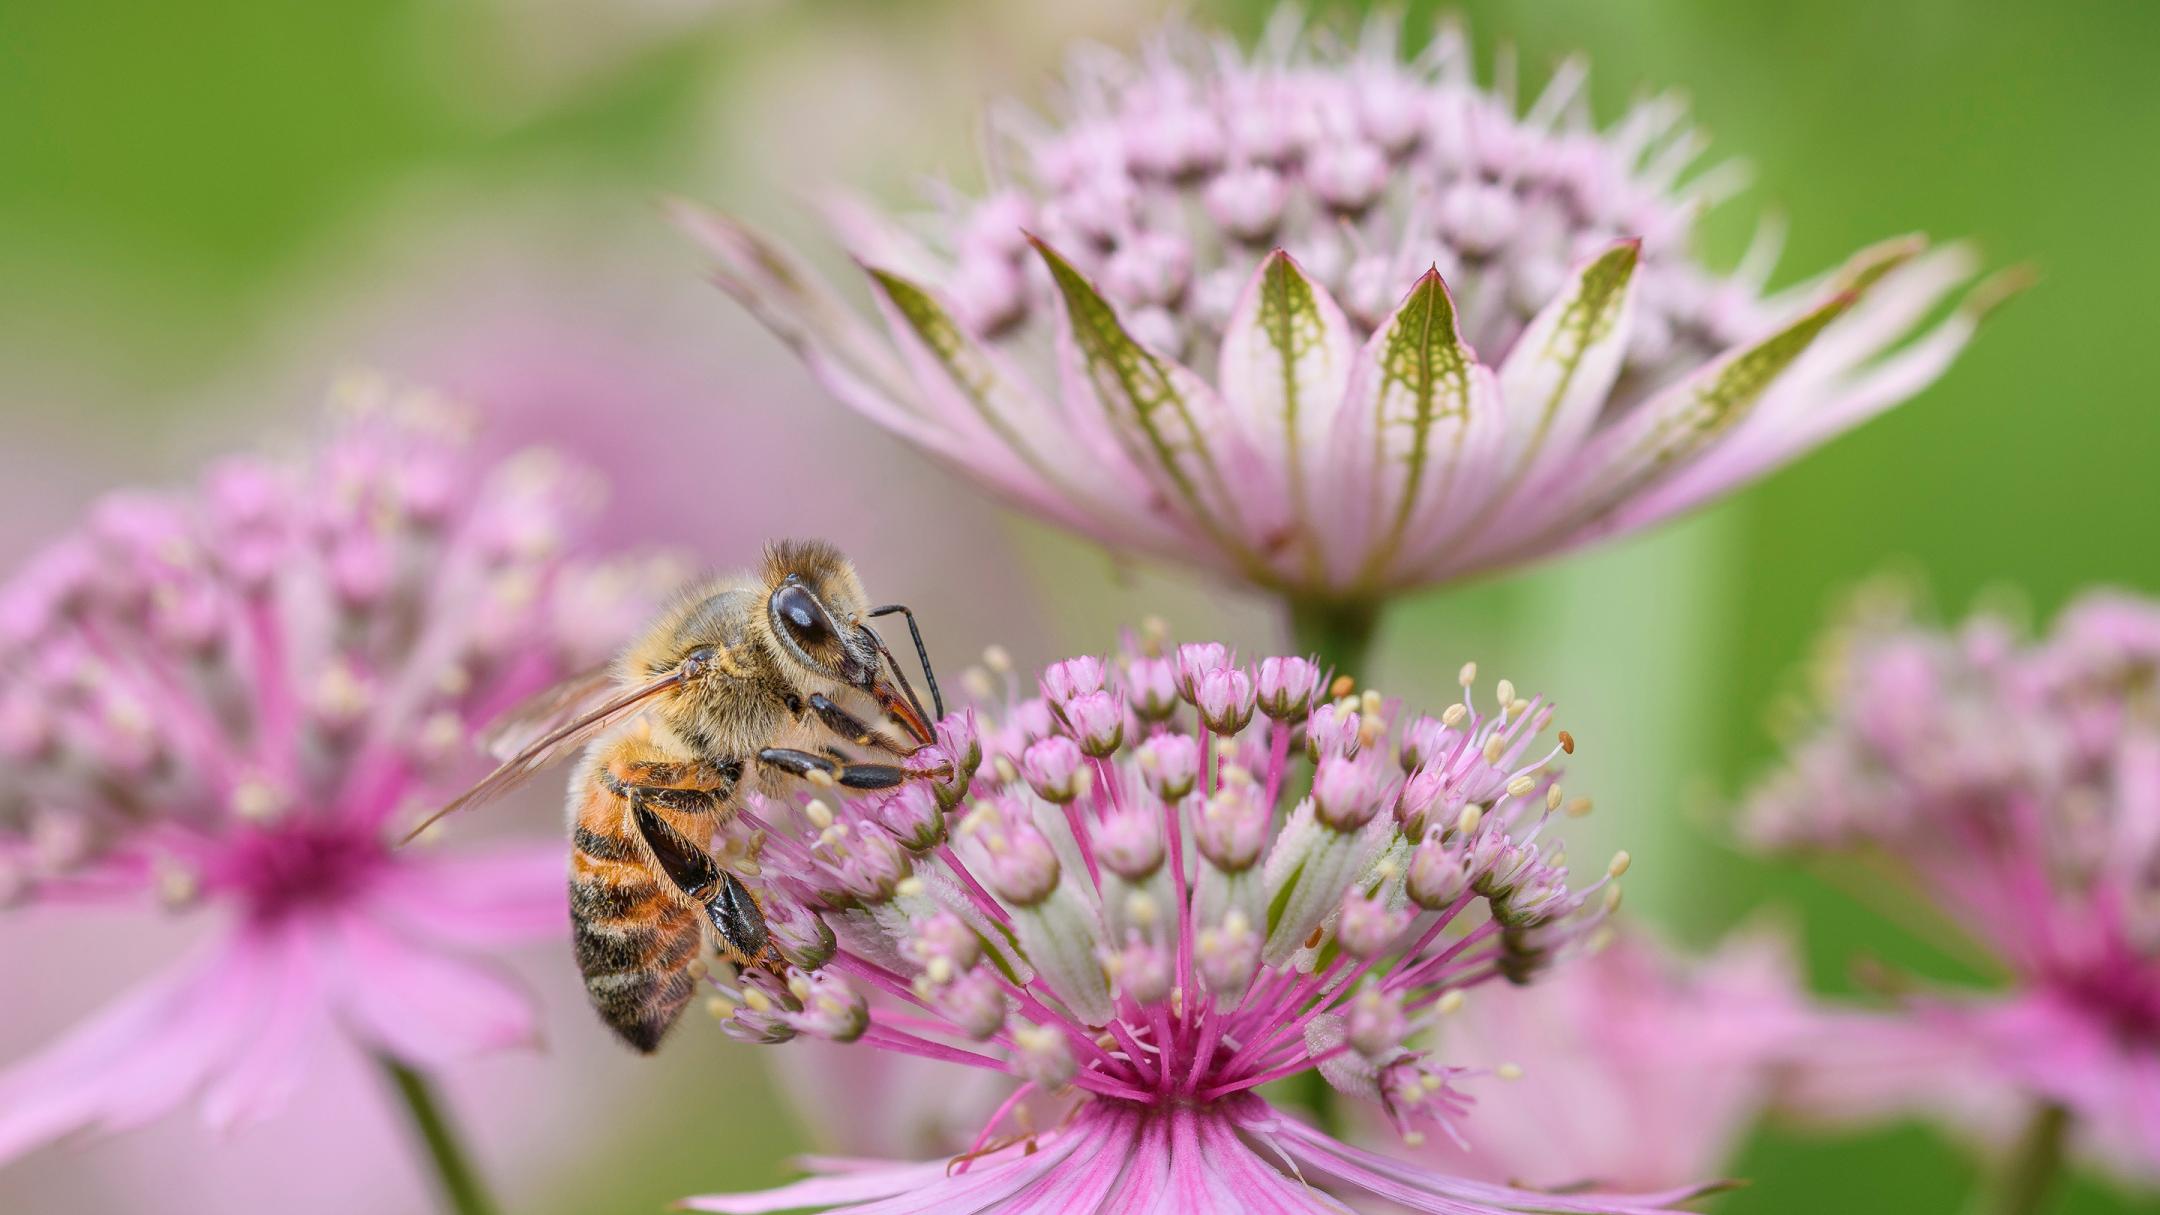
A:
[773,584,834,648]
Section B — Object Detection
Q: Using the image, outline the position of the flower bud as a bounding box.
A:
[1101,935,1174,1005]
[785,970,868,1042]
[1336,889,1407,958]
[1041,655,1107,704]
[834,828,913,903]
[1012,1020,1077,1089]
[1125,656,1179,721]
[937,968,1009,1039]
[1312,754,1386,830]
[876,783,947,851]
[1196,908,1261,997]
[1405,836,1470,910]
[1346,984,1409,1058]
[1021,735,1087,804]
[981,816,1062,907]
[1202,165,1288,241]
[1135,733,1199,800]
[905,910,982,984]
[1193,781,1266,872]
[1396,765,1458,838]
[767,896,837,970]
[1255,656,1320,721]
[1065,690,1126,757]
[1193,666,1256,735]
[1305,700,1361,761]
[1174,642,1232,700]
[1096,805,1166,880]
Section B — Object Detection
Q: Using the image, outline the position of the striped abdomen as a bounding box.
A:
[568,785,705,1053]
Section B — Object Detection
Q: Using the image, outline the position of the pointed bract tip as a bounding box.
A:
[1967,262,2040,318]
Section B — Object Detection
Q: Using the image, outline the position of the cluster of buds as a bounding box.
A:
[700,635,1629,1156]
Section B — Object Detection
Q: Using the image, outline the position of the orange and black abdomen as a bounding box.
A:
[568,784,704,1053]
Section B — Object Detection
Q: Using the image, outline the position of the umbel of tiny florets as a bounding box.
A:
[1742,589,2160,1182]
[681,638,1685,1215]
[678,9,2017,607]
[0,375,678,1161]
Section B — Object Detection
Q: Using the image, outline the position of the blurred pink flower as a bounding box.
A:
[1744,590,2160,1184]
[679,11,2011,607]
[0,378,671,1162]
[680,645,1707,1213]
[1398,927,1806,1192]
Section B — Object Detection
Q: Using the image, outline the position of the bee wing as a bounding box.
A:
[479,666,619,761]
[399,669,687,845]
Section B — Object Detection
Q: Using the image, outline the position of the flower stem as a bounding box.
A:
[1286,597,1381,683]
[376,1054,501,1215]
[1969,1103,2070,1215]
[1279,596,1382,1138]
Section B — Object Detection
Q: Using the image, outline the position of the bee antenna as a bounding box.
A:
[867,603,944,721]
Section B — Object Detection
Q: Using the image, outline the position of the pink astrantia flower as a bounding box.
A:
[1399,927,1807,1192]
[1743,590,2160,1183]
[680,646,1712,1213]
[0,377,670,1161]
[676,12,2012,606]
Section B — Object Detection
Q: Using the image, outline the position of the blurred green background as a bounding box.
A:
[2,0,2155,1211]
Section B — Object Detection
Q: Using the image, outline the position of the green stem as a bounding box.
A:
[1968,1103,2070,1215]
[1276,596,1384,1138]
[1286,597,1382,684]
[377,1054,502,1215]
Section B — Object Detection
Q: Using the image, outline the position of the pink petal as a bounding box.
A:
[0,931,285,1161]
[1259,1105,1710,1215]
[199,933,334,1131]
[860,264,1168,546]
[323,911,539,1066]
[668,200,928,440]
[365,840,568,949]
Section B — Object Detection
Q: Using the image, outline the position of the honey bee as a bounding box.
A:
[410,539,944,1052]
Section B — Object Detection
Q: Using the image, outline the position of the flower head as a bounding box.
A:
[682,641,1702,1213]
[1743,588,2160,1181]
[0,377,670,1159]
[679,11,2012,604]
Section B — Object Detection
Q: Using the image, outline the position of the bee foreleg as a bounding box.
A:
[804,692,913,757]
[757,747,946,791]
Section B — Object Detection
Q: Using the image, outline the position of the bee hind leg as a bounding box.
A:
[629,801,785,974]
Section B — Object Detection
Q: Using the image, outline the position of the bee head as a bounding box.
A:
[763,539,931,743]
